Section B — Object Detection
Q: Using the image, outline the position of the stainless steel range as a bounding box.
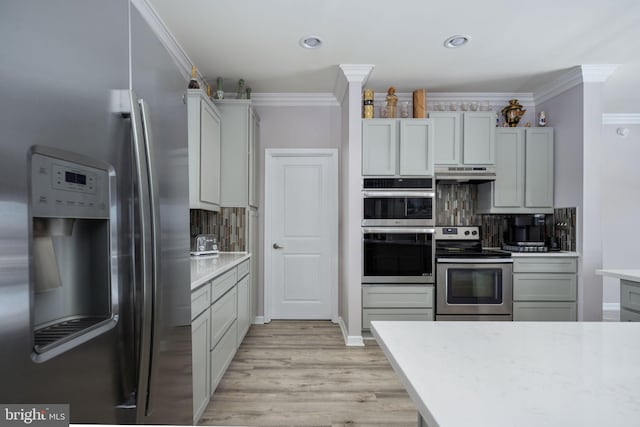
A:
[435,226,513,321]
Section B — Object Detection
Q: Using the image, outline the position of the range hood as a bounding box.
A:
[435,166,496,183]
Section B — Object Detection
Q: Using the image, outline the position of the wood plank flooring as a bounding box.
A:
[199,320,418,427]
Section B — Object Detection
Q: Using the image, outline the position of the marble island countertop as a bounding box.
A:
[372,321,640,427]
[596,269,640,282]
[190,252,250,291]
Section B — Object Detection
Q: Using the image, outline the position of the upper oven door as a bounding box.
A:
[362,191,435,226]
[362,227,435,283]
[436,260,513,315]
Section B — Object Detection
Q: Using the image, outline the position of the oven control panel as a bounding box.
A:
[435,226,479,240]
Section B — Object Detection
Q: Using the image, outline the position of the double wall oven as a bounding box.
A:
[362,178,435,284]
[435,227,513,320]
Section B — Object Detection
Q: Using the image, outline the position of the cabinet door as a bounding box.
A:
[513,273,577,301]
[219,102,250,206]
[399,119,434,176]
[493,128,525,207]
[192,310,210,423]
[524,128,554,208]
[513,302,577,321]
[430,112,461,165]
[362,120,397,176]
[236,275,250,344]
[462,112,495,165]
[200,101,221,206]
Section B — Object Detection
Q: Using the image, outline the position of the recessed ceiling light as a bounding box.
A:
[299,36,323,49]
[443,35,470,48]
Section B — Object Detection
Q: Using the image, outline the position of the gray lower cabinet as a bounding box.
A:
[620,280,640,321]
[190,257,251,424]
[236,270,251,343]
[191,282,211,424]
[512,257,578,321]
[362,285,434,331]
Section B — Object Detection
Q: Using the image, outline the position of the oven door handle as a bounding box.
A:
[362,191,435,198]
[362,227,435,234]
[437,258,513,263]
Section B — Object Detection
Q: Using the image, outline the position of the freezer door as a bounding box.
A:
[130,4,192,425]
[0,0,135,424]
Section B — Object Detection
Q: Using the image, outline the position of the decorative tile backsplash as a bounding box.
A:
[436,183,478,226]
[553,207,576,251]
[436,183,576,250]
[189,208,246,251]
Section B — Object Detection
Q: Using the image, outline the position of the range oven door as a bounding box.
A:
[362,191,435,227]
[436,259,513,315]
[362,227,435,284]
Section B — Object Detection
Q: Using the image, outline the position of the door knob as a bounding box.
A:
[272,243,284,249]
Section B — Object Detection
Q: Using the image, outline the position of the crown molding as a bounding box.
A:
[132,0,198,82]
[251,93,339,107]
[533,66,583,105]
[534,64,620,105]
[602,114,640,125]
[581,64,619,83]
[334,64,375,104]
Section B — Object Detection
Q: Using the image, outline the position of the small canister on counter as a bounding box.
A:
[413,89,426,118]
[363,88,374,119]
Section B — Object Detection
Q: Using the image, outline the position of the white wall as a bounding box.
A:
[537,82,607,320]
[253,105,341,317]
[601,123,640,305]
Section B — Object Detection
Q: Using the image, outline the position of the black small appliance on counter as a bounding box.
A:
[502,214,553,252]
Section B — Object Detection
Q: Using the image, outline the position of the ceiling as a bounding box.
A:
[149,0,640,113]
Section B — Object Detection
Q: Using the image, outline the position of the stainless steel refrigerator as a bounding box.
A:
[0,0,192,424]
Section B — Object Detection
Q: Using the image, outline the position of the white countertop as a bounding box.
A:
[510,250,579,257]
[371,321,640,427]
[190,252,250,291]
[596,269,640,282]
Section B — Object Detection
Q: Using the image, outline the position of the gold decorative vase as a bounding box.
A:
[501,99,526,127]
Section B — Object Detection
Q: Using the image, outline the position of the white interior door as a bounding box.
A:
[265,150,337,320]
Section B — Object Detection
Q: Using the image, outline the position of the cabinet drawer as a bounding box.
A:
[362,285,434,308]
[621,307,640,322]
[211,268,237,302]
[237,259,250,280]
[191,283,211,320]
[513,302,577,321]
[211,287,237,348]
[513,257,577,273]
[513,274,577,301]
[211,320,237,395]
[621,280,640,313]
[362,308,433,331]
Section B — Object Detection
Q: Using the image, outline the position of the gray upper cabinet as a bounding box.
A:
[188,90,221,211]
[430,112,495,166]
[216,100,260,208]
[477,127,554,214]
[362,119,433,176]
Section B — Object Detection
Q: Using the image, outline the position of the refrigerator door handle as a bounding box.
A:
[137,98,161,417]
[129,91,154,422]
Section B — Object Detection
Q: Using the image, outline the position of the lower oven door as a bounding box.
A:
[436,259,513,315]
[362,227,434,284]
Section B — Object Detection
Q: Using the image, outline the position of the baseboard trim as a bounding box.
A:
[337,316,365,347]
[253,316,265,324]
[603,303,621,311]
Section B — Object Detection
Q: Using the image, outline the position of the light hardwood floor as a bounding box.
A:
[199,320,418,427]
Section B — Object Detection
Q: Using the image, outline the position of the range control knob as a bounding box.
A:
[472,230,478,235]
[464,231,470,235]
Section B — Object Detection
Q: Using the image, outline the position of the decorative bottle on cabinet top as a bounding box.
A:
[188,65,200,89]
[362,88,374,118]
